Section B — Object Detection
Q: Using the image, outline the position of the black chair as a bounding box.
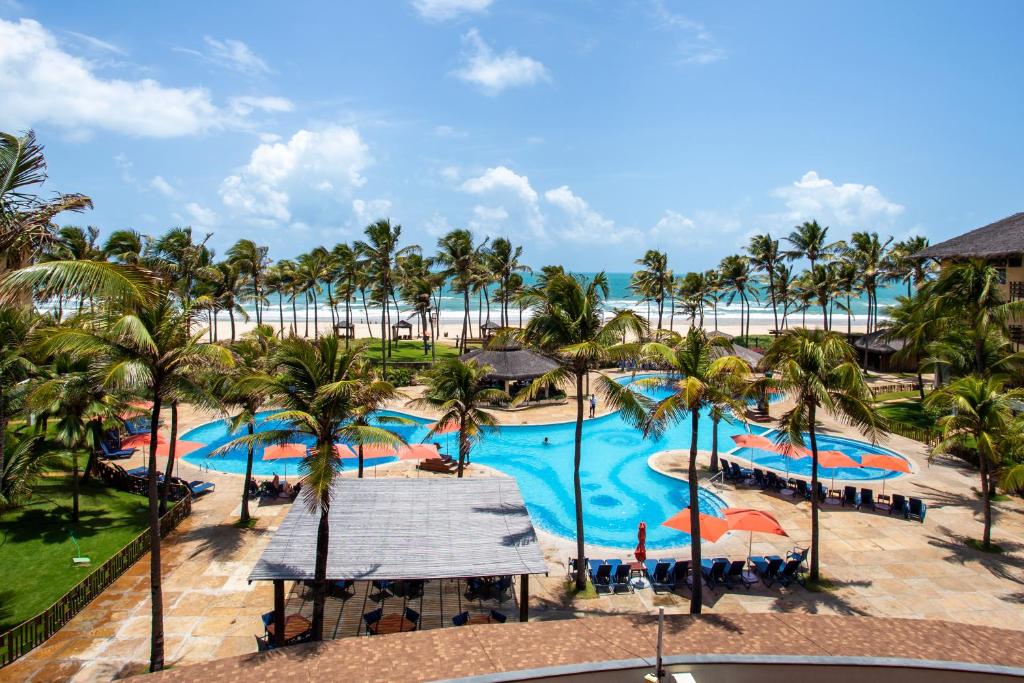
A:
[611,564,633,593]
[860,488,876,511]
[815,482,828,502]
[452,611,470,626]
[724,559,756,589]
[794,479,811,500]
[841,486,859,508]
[593,563,613,592]
[362,608,384,634]
[777,559,805,587]
[753,469,768,489]
[719,459,734,480]
[404,607,421,628]
[671,560,692,588]
[908,497,927,523]
[889,494,909,518]
[749,556,784,587]
[489,609,508,623]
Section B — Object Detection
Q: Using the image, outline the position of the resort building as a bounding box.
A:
[460,342,562,404]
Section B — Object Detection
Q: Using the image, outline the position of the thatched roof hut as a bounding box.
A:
[853,329,907,355]
[460,344,560,381]
[918,212,1024,260]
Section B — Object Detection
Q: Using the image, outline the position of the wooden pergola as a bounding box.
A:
[249,477,548,646]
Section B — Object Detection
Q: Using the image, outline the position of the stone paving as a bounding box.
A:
[3,377,1024,681]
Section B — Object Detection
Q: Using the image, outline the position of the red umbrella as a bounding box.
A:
[428,418,459,435]
[634,521,647,563]
[395,444,441,461]
[333,444,357,458]
[720,507,788,556]
[155,440,202,459]
[358,443,398,458]
[662,508,730,542]
[262,443,307,460]
[859,453,910,493]
[662,507,787,550]
[122,432,165,448]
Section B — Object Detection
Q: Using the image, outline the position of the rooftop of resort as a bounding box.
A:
[917,212,1024,259]
[459,344,561,381]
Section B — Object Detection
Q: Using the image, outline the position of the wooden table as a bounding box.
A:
[266,614,311,642]
[627,561,644,578]
[372,614,417,635]
[466,614,496,625]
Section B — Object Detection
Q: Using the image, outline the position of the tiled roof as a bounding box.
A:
[140,614,1024,682]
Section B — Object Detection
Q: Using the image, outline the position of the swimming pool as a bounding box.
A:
[182,374,909,549]
[728,432,913,481]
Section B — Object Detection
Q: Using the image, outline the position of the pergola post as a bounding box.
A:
[273,580,286,647]
[519,574,529,622]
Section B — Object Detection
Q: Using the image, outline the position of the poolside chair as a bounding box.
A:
[841,486,859,508]
[647,561,673,592]
[724,559,757,589]
[186,480,215,496]
[766,471,782,491]
[908,497,927,523]
[100,441,136,459]
[671,560,692,588]
[260,611,274,635]
[372,580,394,600]
[495,575,513,601]
[701,558,729,591]
[593,563,613,592]
[733,461,753,479]
[362,608,384,634]
[815,483,828,503]
[328,580,354,599]
[489,610,508,623]
[403,607,421,628]
[568,556,589,578]
[587,559,605,581]
[889,494,909,519]
[452,611,470,626]
[719,459,734,480]
[786,547,809,567]
[753,469,768,489]
[794,479,811,500]
[777,559,805,587]
[860,488,876,511]
[749,556,784,587]
[611,563,633,593]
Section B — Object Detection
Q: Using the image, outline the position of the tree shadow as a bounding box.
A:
[0,506,136,545]
[926,525,1024,585]
[185,520,261,560]
[770,578,874,616]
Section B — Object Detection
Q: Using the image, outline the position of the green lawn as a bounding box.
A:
[734,334,774,349]
[873,389,926,402]
[361,339,461,363]
[0,469,149,630]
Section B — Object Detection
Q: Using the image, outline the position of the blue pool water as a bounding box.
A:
[729,433,911,481]
[182,374,910,549]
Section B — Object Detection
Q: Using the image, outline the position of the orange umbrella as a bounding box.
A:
[428,418,459,435]
[262,443,307,460]
[358,443,398,458]
[662,508,730,542]
[815,450,861,469]
[859,453,911,473]
[395,443,441,461]
[155,440,203,459]
[122,432,165,448]
[720,507,788,555]
[634,521,647,563]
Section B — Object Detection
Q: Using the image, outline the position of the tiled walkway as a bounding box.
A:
[3,389,1024,681]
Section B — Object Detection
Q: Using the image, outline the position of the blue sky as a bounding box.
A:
[2,0,1022,270]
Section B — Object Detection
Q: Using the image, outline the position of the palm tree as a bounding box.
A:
[784,220,837,270]
[760,329,881,582]
[211,336,403,640]
[885,293,938,399]
[397,252,435,355]
[718,255,755,343]
[846,231,892,337]
[640,329,750,613]
[412,359,507,477]
[747,234,782,332]
[926,375,1023,549]
[40,287,232,672]
[355,219,416,368]
[890,236,933,295]
[227,239,269,326]
[149,227,211,310]
[104,229,145,265]
[263,264,287,339]
[0,307,39,481]
[434,229,479,353]
[486,238,530,327]
[516,272,649,591]
[198,260,249,342]
[925,259,1024,375]
[773,263,797,329]
[633,250,672,331]
[331,243,358,346]
[296,249,329,339]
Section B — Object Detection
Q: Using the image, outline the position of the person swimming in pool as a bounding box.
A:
[543,437,550,446]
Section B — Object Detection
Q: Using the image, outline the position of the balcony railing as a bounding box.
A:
[1010,281,1024,301]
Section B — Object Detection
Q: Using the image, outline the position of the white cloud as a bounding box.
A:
[545,185,640,243]
[219,127,371,225]
[412,0,493,20]
[352,198,393,223]
[460,165,544,236]
[454,28,549,95]
[467,204,509,235]
[184,202,218,228]
[258,132,282,143]
[184,36,270,76]
[114,153,134,183]
[149,175,178,198]
[440,165,461,182]
[424,213,454,237]
[64,30,126,56]
[228,95,293,116]
[651,0,725,65]
[648,209,696,242]
[771,171,905,227]
[0,18,225,137]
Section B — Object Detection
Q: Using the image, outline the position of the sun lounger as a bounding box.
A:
[452,611,470,626]
[733,461,752,478]
[646,560,673,592]
[777,558,804,587]
[724,559,757,589]
[100,441,136,459]
[860,488,876,511]
[907,497,926,523]
[362,608,383,634]
[418,459,458,474]
[889,494,909,518]
[592,563,612,592]
[793,479,811,500]
[611,564,633,593]
[749,556,784,587]
[841,486,859,508]
[786,547,809,567]
[826,488,843,505]
[875,493,893,513]
[186,480,215,496]
[719,459,733,480]
[489,609,508,623]
[671,559,692,588]
[701,557,729,591]
[815,482,828,502]
[568,556,589,578]
[753,469,768,489]
[587,559,605,581]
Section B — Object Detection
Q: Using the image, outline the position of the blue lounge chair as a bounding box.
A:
[403,607,420,628]
[362,608,384,634]
[724,559,756,589]
[908,497,926,523]
[777,558,804,587]
[101,441,136,459]
[734,461,752,478]
[261,611,274,634]
[889,494,909,518]
[452,611,470,626]
[671,559,692,588]
[719,459,733,480]
[787,547,809,568]
[753,469,768,489]
[701,558,729,590]
[860,488,876,511]
[489,609,508,623]
[606,559,622,575]
[841,486,859,508]
[749,556,784,587]
[794,479,811,500]
[186,480,215,496]
[646,561,673,592]
[815,482,828,502]
[611,563,633,593]
[593,563,612,592]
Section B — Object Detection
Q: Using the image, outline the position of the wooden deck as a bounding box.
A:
[283,577,520,638]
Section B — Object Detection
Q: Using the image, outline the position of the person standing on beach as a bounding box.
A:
[589,394,597,418]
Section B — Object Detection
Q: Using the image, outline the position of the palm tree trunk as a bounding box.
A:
[360,290,373,337]
[311,506,329,640]
[326,282,336,330]
[278,292,285,339]
[573,371,587,592]
[304,291,310,337]
[980,453,992,548]
[241,421,254,524]
[228,307,236,342]
[380,300,387,377]
[358,443,365,479]
[656,298,663,330]
[768,270,778,332]
[255,275,262,326]
[291,296,298,336]
[821,300,828,331]
[312,290,319,339]
[159,401,178,516]
[457,421,468,478]
[147,392,165,672]
[688,409,703,613]
[71,448,80,523]
[461,288,470,353]
[808,402,820,582]
[710,414,720,474]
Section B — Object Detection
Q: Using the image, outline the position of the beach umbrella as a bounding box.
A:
[359,443,399,458]
[719,507,788,557]
[122,432,166,449]
[333,444,357,458]
[262,442,307,480]
[395,443,441,461]
[859,453,910,494]
[427,418,459,456]
[662,508,730,542]
[634,521,647,563]
[154,440,203,478]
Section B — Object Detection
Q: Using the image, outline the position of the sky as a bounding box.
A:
[2,0,1022,271]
